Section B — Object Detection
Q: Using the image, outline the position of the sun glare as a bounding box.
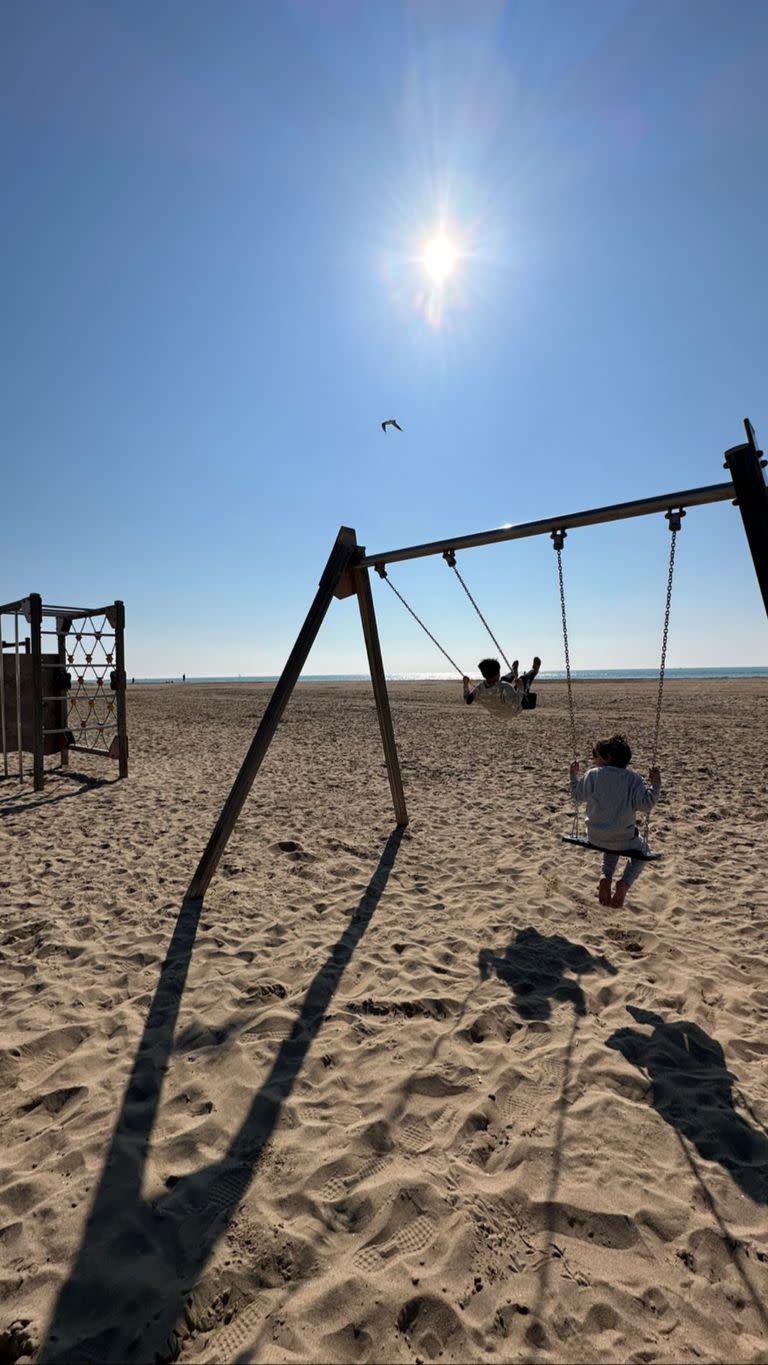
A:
[423,234,457,285]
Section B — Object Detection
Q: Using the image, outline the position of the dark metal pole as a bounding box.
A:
[186,526,359,902]
[724,420,768,621]
[354,563,408,827]
[30,593,44,790]
[359,480,736,569]
[114,600,129,778]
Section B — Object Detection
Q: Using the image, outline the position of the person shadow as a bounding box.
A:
[606,1005,768,1204]
[478,925,617,1020]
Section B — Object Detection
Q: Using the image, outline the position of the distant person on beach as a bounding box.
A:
[569,733,661,909]
[462,656,541,718]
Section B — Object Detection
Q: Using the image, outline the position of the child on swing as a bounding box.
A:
[569,733,661,908]
[462,656,541,717]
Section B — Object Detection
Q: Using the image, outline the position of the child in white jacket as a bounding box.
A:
[462,656,541,718]
[569,733,661,908]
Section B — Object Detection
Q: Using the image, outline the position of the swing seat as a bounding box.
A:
[521,690,537,710]
[561,835,662,861]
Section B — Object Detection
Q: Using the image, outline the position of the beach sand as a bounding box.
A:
[1,677,767,1365]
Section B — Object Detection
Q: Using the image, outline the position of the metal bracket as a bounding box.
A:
[443,549,457,568]
[374,563,388,579]
[665,508,685,533]
[551,528,566,552]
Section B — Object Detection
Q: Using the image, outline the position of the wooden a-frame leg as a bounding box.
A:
[354,564,408,827]
[186,527,359,902]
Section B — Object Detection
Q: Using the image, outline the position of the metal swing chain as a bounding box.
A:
[552,529,581,838]
[375,567,465,677]
[553,532,578,760]
[443,551,514,673]
[643,508,683,841]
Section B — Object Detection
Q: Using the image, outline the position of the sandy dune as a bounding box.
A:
[1,678,767,1364]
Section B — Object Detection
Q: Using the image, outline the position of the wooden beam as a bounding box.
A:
[114,600,129,779]
[30,594,44,790]
[186,526,359,902]
[354,563,408,827]
[333,567,358,599]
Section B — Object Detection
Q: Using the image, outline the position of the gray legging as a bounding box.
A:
[601,836,651,889]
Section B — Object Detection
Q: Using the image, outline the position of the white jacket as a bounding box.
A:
[465,679,524,720]
[570,764,660,849]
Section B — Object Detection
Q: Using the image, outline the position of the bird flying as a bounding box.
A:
[381,419,402,433]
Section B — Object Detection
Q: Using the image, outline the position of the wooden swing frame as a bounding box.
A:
[186,420,768,902]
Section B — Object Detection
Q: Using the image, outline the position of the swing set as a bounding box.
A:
[375,507,681,859]
[186,419,768,903]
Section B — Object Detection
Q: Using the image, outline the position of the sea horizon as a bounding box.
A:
[130,667,768,684]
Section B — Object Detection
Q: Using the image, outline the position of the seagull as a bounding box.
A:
[381,419,402,433]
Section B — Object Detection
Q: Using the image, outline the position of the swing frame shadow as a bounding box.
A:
[187,419,768,903]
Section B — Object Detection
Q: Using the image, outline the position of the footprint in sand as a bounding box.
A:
[353,1212,436,1271]
[15,1085,88,1120]
[10,1026,90,1088]
[319,1155,391,1202]
[193,1295,269,1364]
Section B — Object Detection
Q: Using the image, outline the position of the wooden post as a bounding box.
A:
[354,563,408,827]
[57,616,70,768]
[114,600,129,778]
[0,610,7,779]
[186,526,359,902]
[724,420,768,621]
[30,593,44,791]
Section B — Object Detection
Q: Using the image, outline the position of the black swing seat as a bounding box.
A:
[521,690,537,710]
[561,834,662,861]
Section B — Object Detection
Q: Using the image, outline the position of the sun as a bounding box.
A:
[423,234,458,285]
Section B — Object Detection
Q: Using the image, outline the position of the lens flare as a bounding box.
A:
[423,234,458,284]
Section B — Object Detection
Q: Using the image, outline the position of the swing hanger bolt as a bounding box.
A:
[443,549,457,568]
[374,563,388,579]
[665,507,685,532]
[551,528,567,551]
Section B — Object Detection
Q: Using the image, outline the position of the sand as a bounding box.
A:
[1,677,767,1365]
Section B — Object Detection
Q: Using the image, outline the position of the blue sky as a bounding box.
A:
[3,0,767,676]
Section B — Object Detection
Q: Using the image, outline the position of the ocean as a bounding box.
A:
[131,668,768,684]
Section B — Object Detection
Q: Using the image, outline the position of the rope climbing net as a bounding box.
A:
[64,613,121,755]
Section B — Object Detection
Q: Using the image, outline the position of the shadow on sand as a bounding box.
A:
[478,925,617,1020]
[479,927,618,1340]
[0,769,112,817]
[41,827,405,1364]
[607,1005,768,1205]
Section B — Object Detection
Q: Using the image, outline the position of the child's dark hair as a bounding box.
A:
[478,658,501,682]
[594,733,632,767]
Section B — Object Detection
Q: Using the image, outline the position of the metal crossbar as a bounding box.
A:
[359,480,734,568]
